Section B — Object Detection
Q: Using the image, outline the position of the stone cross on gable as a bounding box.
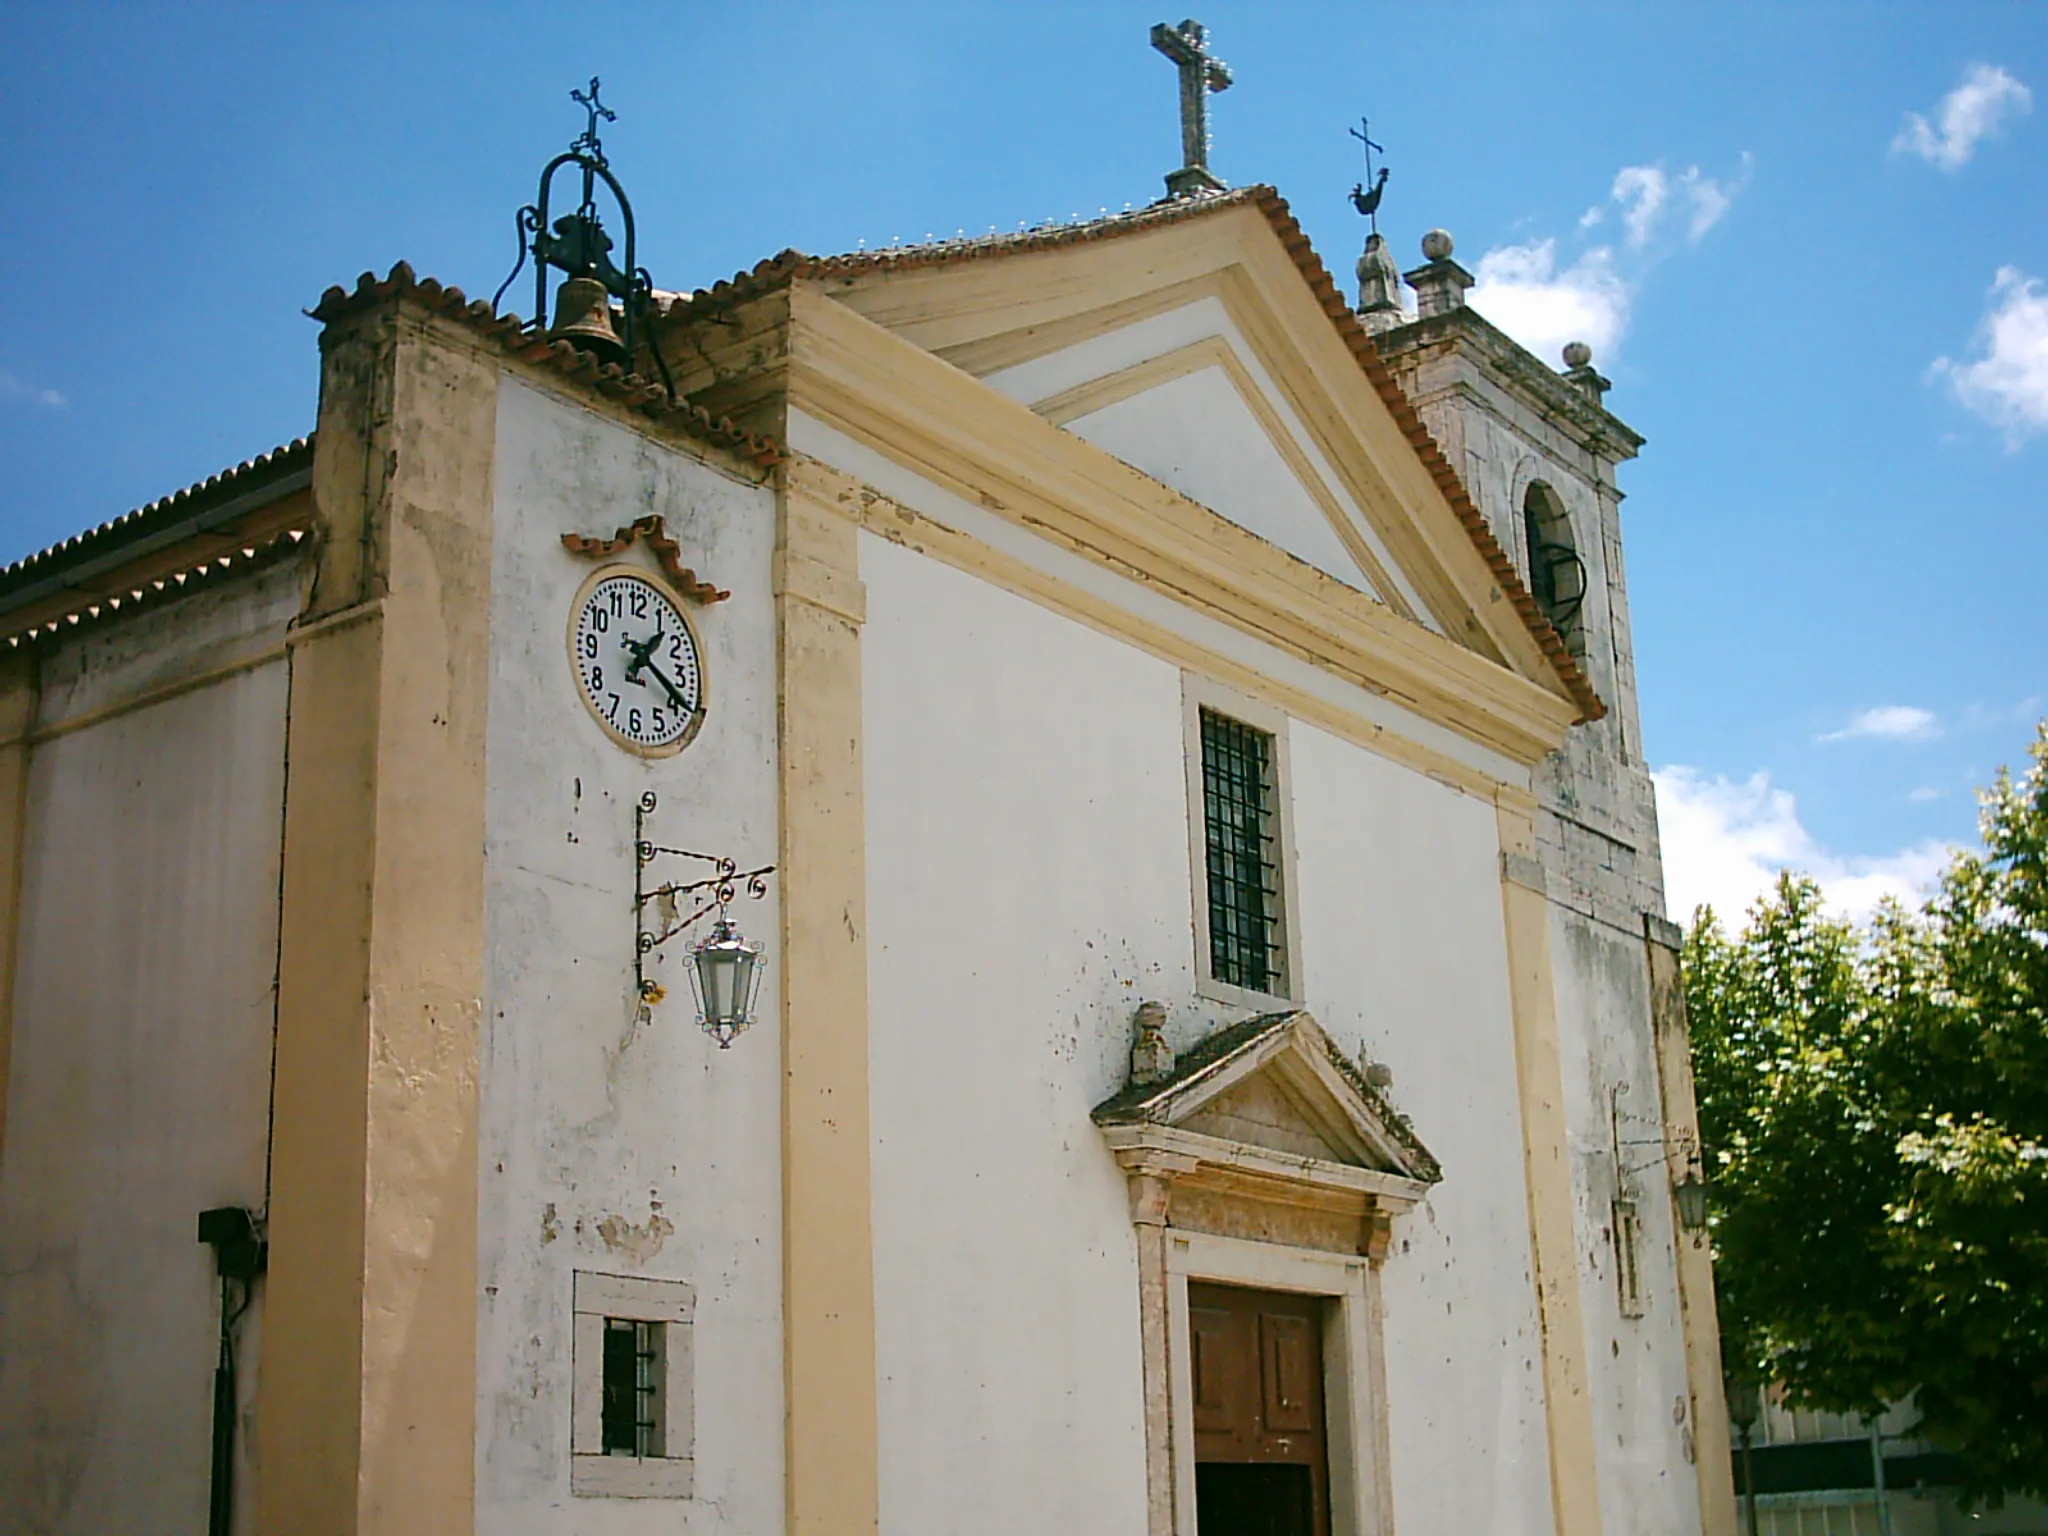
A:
[1151,18,1232,199]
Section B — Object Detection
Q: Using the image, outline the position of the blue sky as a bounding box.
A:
[2,3,2042,926]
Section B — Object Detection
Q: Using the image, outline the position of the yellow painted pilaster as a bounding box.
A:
[1646,923,1739,1536]
[258,305,495,1536]
[1497,798,1604,1536]
[776,477,879,1536]
[0,647,35,1164]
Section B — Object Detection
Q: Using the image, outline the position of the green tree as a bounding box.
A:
[1687,724,2048,1500]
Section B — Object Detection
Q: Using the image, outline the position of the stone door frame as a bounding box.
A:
[1167,1229,1394,1536]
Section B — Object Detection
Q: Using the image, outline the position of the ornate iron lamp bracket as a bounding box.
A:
[631,791,774,1030]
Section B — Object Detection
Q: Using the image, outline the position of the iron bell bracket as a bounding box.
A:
[492,79,678,403]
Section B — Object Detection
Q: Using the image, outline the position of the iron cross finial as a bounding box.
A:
[1349,117,1390,234]
[1151,19,1232,199]
[571,77,616,164]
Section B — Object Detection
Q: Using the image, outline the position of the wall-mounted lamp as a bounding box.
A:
[1672,1170,1709,1234]
[633,791,774,1046]
[689,918,765,1048]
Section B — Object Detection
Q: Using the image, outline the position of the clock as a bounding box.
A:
[567,566,706,756]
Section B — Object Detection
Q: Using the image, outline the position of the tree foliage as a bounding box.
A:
[1687,724,2048,1500]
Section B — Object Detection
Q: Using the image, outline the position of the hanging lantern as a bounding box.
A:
[1673,1170,1710,1233]
[689,916,764,1048]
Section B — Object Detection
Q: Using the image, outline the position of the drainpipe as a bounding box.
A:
[197,1207,267,1536]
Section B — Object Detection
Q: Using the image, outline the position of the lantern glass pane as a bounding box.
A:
[699,947,742,1024]
[1674,1174,1709,1232]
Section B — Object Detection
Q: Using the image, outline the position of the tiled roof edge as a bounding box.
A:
[653,189,1273,318]
[0,435,315,602]
[308,263,787,470]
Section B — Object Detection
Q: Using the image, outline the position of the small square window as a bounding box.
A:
[1183,676,1302,1008]
[572,1272,694,1498]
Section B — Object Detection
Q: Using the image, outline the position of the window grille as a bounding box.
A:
[1200,709,1284,994]
[602,1318,664,1458]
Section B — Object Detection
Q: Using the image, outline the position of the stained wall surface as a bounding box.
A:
[0,560,301,1536]
[473,377,783,1536]
[858,518,1556,1536]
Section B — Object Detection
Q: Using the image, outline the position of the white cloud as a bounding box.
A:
[1468,240,1630,361]
[1612,166,1668,248]
[1893,63,2032,170]
[1908,786,1945,804]
[1932,266,2048,444]
[0,370,64,409]
[1817,704,1943,743]
[1678,155,1752,241]
[1607,157,1750,248]
[1654,766,1956,929]
[1469,153,1748,361]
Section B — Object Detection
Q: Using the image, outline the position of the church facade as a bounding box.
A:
[0,177,1734,1536]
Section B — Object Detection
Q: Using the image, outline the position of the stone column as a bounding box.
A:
[1131,1170,1176,1536]
[260,300,497,1536]
[776,466,880,1536]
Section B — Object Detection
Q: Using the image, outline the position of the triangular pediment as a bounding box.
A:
[1092,1011,1441,1196]
[809,192,1594,718]
[1022,335,1406,611]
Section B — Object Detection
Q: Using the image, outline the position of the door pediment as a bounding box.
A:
[1093,1010,1440,1215]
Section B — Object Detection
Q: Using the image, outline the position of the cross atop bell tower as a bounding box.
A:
[1151,18,1232,199]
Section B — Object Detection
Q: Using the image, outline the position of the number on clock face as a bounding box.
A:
[570,571,703,753]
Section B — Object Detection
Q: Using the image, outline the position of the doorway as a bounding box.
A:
[1188,1282,1330,1536]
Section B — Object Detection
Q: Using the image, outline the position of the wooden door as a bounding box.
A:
[1187,1283,1330,1536]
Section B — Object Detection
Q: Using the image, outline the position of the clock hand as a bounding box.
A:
[636,656,688,711]
[621,625,662,679]
[617,625,688,710]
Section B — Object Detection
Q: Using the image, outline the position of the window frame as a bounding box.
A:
[571,1271,695,1499]
[1182,674,1304,1011]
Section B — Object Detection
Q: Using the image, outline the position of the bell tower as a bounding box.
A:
[1369,232,1736,1536]
[1370,227,1656,920]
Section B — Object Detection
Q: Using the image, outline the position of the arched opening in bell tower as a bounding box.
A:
[1521,481,1588,658]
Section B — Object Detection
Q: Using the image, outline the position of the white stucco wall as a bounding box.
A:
[0,559,301,1536]
[1065,368,1379,598]
[862,531,1182,1536]
[1288,721,1557,1536]
[859,522,1556,1536]
[475,378,781,1536]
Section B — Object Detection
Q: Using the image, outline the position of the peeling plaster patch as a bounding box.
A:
[596,1208,674,1264]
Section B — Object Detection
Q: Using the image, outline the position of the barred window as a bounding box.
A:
[1200,709,1285,995]
[602,1318,665,1458]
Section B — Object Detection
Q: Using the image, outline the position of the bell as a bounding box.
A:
[548,274,625,365]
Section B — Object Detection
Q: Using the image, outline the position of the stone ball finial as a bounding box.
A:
[1562,340,1593,369]
[1420,228,1455,261]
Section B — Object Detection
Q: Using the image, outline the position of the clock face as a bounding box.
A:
[568,567,705,756]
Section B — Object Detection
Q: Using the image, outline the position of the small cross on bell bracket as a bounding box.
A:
[490,79,679,401]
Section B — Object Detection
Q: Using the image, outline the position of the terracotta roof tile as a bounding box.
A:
[308,263,786,470]
[658,189,1602,722]
[0,437,317,645]
[0,436,313,591]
